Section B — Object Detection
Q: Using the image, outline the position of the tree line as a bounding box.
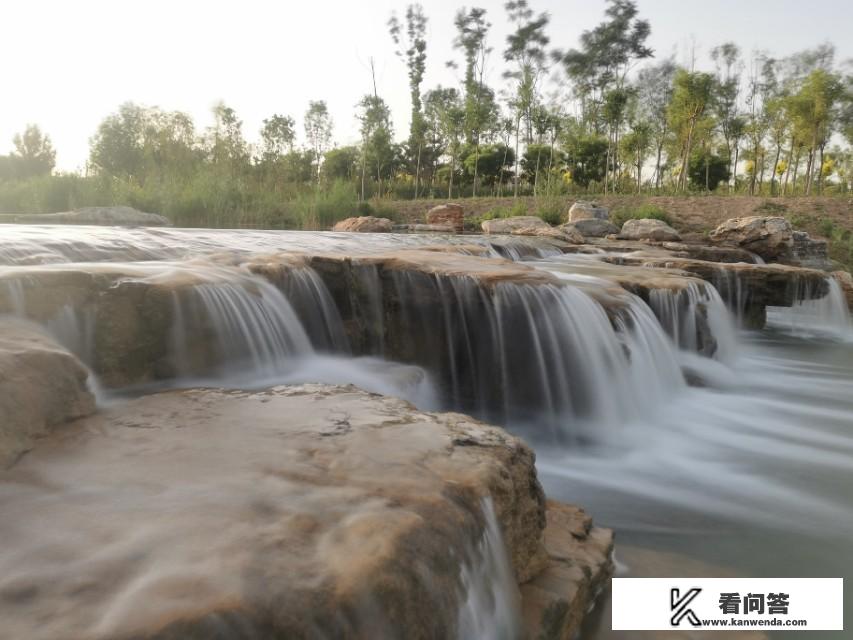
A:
[1,0,852,226]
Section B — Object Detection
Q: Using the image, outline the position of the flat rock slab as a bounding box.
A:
[0,384,615,639]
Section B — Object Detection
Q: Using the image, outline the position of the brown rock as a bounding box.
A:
[511,225,584,244]
[709,216,793,260]
[482,216,550,234]
[0,320,94,466]
[568,201,609,222]
[563,218,618,238]
[618,219,681,242]
[332,216,394,232]
[0,384,611,639]
[426,203,464,233]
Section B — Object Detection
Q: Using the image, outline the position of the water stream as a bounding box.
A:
[0,225,851,638]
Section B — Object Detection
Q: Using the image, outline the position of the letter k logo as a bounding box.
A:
[671,588,702,627]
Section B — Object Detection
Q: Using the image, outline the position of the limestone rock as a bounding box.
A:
[481,216,549,234]
[562,218,618,238]
[618,218,681,242]
[511,225,584,244]
[790,230,832,270]
[568,201,609,222]
[522,501,614,640]
[0,320,94,466]
[0,206,171,227]
[332,216,394,233]
[0,384,612,639]
[709,216,793,260]
[426,203,464,233]
[832,270,853,312]
[395,223,456,233]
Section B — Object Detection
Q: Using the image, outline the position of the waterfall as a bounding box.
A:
[2,278,27,315]
[388,272,685,440]
[648,281,738,362]
[456,497,521,640]
[170,275,313,379]
[276,266,351,353]
[767,277,852,341]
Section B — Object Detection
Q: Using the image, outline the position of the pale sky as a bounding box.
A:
[2,0,851,171]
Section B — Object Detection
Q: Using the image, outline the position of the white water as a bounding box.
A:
[1,224,852,638]
[766,277,852,341]
[456,498,521,640]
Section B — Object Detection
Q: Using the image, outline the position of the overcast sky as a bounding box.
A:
[2,0,851,171]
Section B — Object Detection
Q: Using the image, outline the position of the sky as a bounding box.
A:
[2,0,851,171]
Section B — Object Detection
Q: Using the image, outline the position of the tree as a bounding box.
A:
[259,114,296,162]
[208,102,247,177]
[503,0,550,197]
[636,58,676,189]
[356,95,395,196]
[668,69,714,191]
[424,87,465,197]
[304,101,333,184]
[389,4,428,196]
[556,0,652,132]
[452,7,494,195]
[323,146,360,182]
[620,120,652,193]
[11,124,56,177]
[688,150,730,191]
[710,42,742,190]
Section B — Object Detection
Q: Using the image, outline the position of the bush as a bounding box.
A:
[611,204,673,228]
[535,197,563,225]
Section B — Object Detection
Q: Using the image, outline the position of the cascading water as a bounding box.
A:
[456,498,521,640]
[648,281,738,362]
[766,276,852,341]
[387,271,685,440]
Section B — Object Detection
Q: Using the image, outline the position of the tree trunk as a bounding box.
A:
[654,141,663,191]
[732,144,740,193]
[817,143,825,195]
[499,144,509,197]
[681,119,696,192]
[414,144,422,199]
[791,149,801,195]
[770,144,781,196]
[448,152,455,199]
[472,145,480,198]
[604,126,612,194]
[514,114,521,198]
[783,138,794,195]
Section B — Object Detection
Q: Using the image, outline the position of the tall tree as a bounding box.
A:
[388,4,428,197]
[451,6,493,195]
[668,69,714,192]
[11,124,56,177]
[710,42,742,190]
[356,95,395,197]
[503,0,549,197]
[424,87,465,198]
[635,58,676,190]
[304,101,333,185]
[259,114,296,162]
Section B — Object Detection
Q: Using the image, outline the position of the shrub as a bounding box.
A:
[535,197,563,225]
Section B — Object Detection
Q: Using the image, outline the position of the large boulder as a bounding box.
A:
[0,384,612,639]
[0,206,171,227]
[568,201,609,222]
[562,218,618,238]
[332,216,394,233]
[0,320,94,466]
[618,218,681,242]
[709,216,793,261]
[426,203,464,233]
[790,230,832,270]
[481,215,549,234]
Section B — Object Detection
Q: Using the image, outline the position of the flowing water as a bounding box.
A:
[0,225,851,638]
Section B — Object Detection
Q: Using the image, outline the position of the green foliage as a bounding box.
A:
[534,196,563,224]
[611,203,672,227]
[289,181,359,230]
[687,151,731,191]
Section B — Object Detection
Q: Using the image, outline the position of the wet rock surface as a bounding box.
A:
[0,384,611,640]
[0,321,95,466]
[562,218,619,238]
